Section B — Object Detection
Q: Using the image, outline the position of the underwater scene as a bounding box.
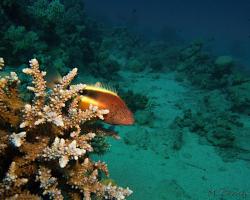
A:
[0,0,250,199]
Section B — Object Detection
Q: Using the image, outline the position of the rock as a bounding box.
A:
[215,55,234,72]
[207,128,235,148]
[228,82,250,114]
[202,90,231,112]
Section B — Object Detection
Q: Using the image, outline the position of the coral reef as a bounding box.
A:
[89,57,121,80]
[227,81,250,115]
[119,89,149,113]
[174,42,234,89]
[0,58,132,199]
[170,107,245,160]
[127,58,145,73]
[0,0,102,71]
[214,55,234,73]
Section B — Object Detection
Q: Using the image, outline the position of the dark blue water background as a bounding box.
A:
[85,0,250,66]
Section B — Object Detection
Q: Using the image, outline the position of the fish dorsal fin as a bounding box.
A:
[85,82,118,96]
[94,82,102,87]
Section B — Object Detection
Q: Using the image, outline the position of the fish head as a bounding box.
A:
[104,103,134,125]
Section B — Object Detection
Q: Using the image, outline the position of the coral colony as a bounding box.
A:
[0,58,132,200]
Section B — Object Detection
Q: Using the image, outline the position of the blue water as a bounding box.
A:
[85,0,250,66]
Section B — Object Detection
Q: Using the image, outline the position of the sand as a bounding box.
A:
[94,70,250,200]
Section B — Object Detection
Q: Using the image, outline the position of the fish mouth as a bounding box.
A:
[126,116,135,125]
[121,112,135,125]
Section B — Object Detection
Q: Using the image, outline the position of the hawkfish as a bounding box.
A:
[46,71,134,125]
[79,83,134,125]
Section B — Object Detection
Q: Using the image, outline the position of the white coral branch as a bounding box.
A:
[104,184,133,200]
[0,57,4,69]
[60,68,78,88]
[36,166,63,200]
[9,132,26,147]
[42,137,93,168]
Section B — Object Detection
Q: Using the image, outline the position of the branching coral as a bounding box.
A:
[0,58,23,127]
[0,58,132,199]
[36,166,63,200]
[0,57,4,69]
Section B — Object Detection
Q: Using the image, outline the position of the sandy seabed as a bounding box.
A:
[95,70,250,200]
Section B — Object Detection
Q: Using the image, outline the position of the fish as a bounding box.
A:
[46,71,134,125]
[79,82,134,125]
